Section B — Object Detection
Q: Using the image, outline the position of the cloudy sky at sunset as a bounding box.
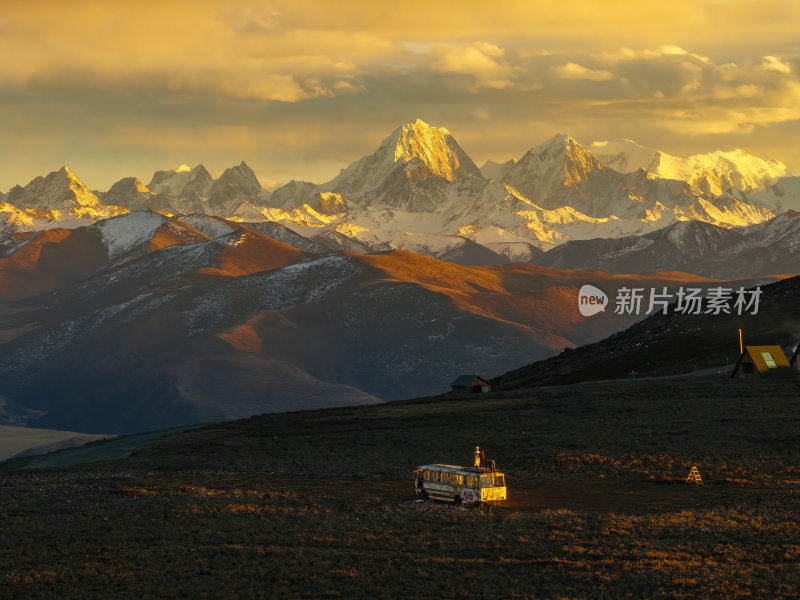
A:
[1,0,798,191]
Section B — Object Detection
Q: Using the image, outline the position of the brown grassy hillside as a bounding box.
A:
[1,375,797,599]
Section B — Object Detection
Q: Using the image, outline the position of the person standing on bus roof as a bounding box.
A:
[474,446,484,468]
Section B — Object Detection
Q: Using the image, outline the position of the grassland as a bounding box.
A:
[1,374,798,599]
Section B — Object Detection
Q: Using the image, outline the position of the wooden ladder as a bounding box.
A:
[685,466,703,485]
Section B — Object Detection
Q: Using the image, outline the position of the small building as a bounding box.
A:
[731,345,791,379]
[450,375,491,394]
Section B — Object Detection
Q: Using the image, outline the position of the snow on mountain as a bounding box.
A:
[267,180,316,210]
[4,167,126,223]
[240,221,329,254]
[480,159,516,182]
[208,162,263,204]
[324,118,482,200]
[489,134,775,227]
[497,134,690,221]
[4,227,723,431]
[705,210,800,277]
[652,149,789,196]
[147,164,213,197]
[0,202,40,238]
[460,181,657,247]
[588,139,657,173]
[92,210,175,260]
[690,194,774,227]
[311,228,376,254]
[532,212,800,278]
[206,161,268,221]
[1,121,788,262]
[0,229,37,260]
[743,176,800,213]
[264,118,489,218]
[590,138,791,196]
[344,227,507,264]
[502,134,607,211]
[0,227,114,300]
[0,168,127,239]
[533,219,743,274]
[174,213,327,254]
[7,166,97,211]
[259,204,339,227]
[481,242,543,263]
[101,177,154,211]
[177,213,239,239]
[434,238,507,266]
[111,162,269,221]
[456,225,543,262]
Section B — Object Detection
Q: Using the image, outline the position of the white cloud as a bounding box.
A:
[429,43,517,88]
[762,55,792,73]
[659,45,688,56]
[550,62,614,81]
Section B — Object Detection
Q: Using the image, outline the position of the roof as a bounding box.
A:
[739,345,790,373]
[415,464,501,475]
[450,374,489,387]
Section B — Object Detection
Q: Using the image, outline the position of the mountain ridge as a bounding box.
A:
[3,210,775,433]
[1,120,796,260]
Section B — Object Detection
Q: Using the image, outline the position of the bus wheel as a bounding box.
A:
[453,495,462,506]
[420,490,428,501]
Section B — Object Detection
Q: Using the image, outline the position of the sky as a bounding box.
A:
[1,0,799,192]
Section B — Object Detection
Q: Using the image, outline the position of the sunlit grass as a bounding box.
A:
[1,375,797,598]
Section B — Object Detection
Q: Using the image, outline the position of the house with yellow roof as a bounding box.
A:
[731,345,791,379]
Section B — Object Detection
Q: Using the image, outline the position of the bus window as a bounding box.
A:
[494,475,505,487]
[466,476,477,487]
[424,470,430,481]
[480,475,493,488]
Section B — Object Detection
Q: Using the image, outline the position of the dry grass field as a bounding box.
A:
[1,374,798,599]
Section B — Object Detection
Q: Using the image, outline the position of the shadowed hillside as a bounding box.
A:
[3,219,769,433]
[1,375,797,599]
[492,273,800,390]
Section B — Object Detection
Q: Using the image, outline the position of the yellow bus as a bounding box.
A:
[413,464,507,504]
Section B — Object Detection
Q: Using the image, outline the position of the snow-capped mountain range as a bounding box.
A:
[533,211,800,278]
[0,119,797,264]
[4,120,799,432]
[589,138,790,197]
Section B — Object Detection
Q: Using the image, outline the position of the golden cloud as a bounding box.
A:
[550,63,615,81]
[428,43,518,89]
[2,0,800,189]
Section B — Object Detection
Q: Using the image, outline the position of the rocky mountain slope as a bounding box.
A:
[532,211,800,278]
[0,167,126,235]
[1,211,767,433]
